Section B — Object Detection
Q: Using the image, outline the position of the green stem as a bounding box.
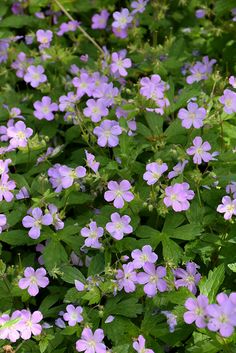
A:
[53,0,104,55]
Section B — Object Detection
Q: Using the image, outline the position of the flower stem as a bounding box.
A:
[53,0,104,55]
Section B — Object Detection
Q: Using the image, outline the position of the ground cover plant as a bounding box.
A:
[0,0,236,352]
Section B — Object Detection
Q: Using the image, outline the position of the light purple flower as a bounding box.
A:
[112,25,128,39]
[105,315,115,324]
[11,52,34,78]
[229,76,236,89]
[83,99,108,122]
[19,310,43,340]
[72,72,93,98]
[105,212,133,240]
[174,262,201,295]
[93,120,122,148]
[143,162,168,185]
[0,158,11,175]
[48,164,86,192]
[187,136,213,164]
[0,40,9,63]
[137,263,167,297]
[85,150,100,173]
[164,182,195,212]
[112,8,133,29]
[22,207,53,239]
[18,267,49,296]
[161,311,177,333]
[184,294,209,328]
[33,96,58,121]
[0,311,22,342]
[131,245,158,269]
[75,279,85,292]
[168,160,188,179]
[186,56,216,84]
[195,9,206,18]
[63,305,83,326]
[0,174,16,202]
[16,186,30,200]
[81,221,103,249]
[207,295,236,337]
[133,335,154,353]
[24,65,47,88]
[110,51,132,77]
[178,102,206,129]
[36,29,53,49]
[91,10,109,29]
[0,214,7,233]
[219,89,236,114]
[217,196,236,220]
[7,121,33,148]
[104,180,134,209]
[47,204,64,230]
[57,20,79,36]
[76,327,106,353]
[116,262,137,293]
[131,0,149,14]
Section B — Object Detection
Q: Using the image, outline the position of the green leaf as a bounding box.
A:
[105,297,143,318]
[199,264,225,302]
[215,0,236,17]
[82,286,101,305]
[43,240,68,273]
[0,230,33,246]
[88,253,105,276]
[145,112,163,134]
[170,224,202,240]
[60,265,85,284]
[0,15,37,28]
[162,235,183,264]
[113,344,130,353]
[135,225,162,248]
[228,263,236,272]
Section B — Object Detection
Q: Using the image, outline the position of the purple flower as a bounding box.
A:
[63,305,83,326]
[47,204,64,230]
[72,72,93,98]
[143,162,168,185]
[112,8,133,29]
[217,196,236,220]
[9,107,24,119]
[207,295,236,337]
[184,294,209,328]
[137,263,167,297]
[229,76,236,89]
[36,29,53,49]
[0,158,11,175]
[140,74,166,100]
[24,65,47,88]
[33,96,58,121]
[0,174,16,202]
[59,92,78,111]
[57,20,79,36]
[110,51,132,77]
[75,279,85,292]
[0,40,9,63]
[195,9,206,18]
[48,164,86,192]
[0,214,7,233]
[161,311,177,333]
[81,221,103,249]
[164,182,195,212]
[18,267,49,296]
[11,52,34,78]
[168,160,188,179]
[85,150,100,173]
[219,89,236,114]
[186,136,213,164]
[112,26,128,39]
[133,335,154,353]
[83,99,108,122]
[16,187,30,200]
[19,310,43,340]
[104,180,134,209]
[186,56,216,84]
[22,207,53,239]
[0,311,22,342]
[116,262,137,293]
[91,10,109,29]
[131,0,149,14]
[131,245,158,269]
[105,212,133,240]
[7,121,33,148]
[178,102,206,129]
[76,327,106,353]
[93,120,122,148]
[173,262,201,295]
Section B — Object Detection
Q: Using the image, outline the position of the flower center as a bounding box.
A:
[16,131,26,140]
[219,314,228,324]
[89,231,98,239]
[149,275,158,284]
[226,204,235,213]
[32,73,40,81]
[225,99,232,107]
[30,276,37,284]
